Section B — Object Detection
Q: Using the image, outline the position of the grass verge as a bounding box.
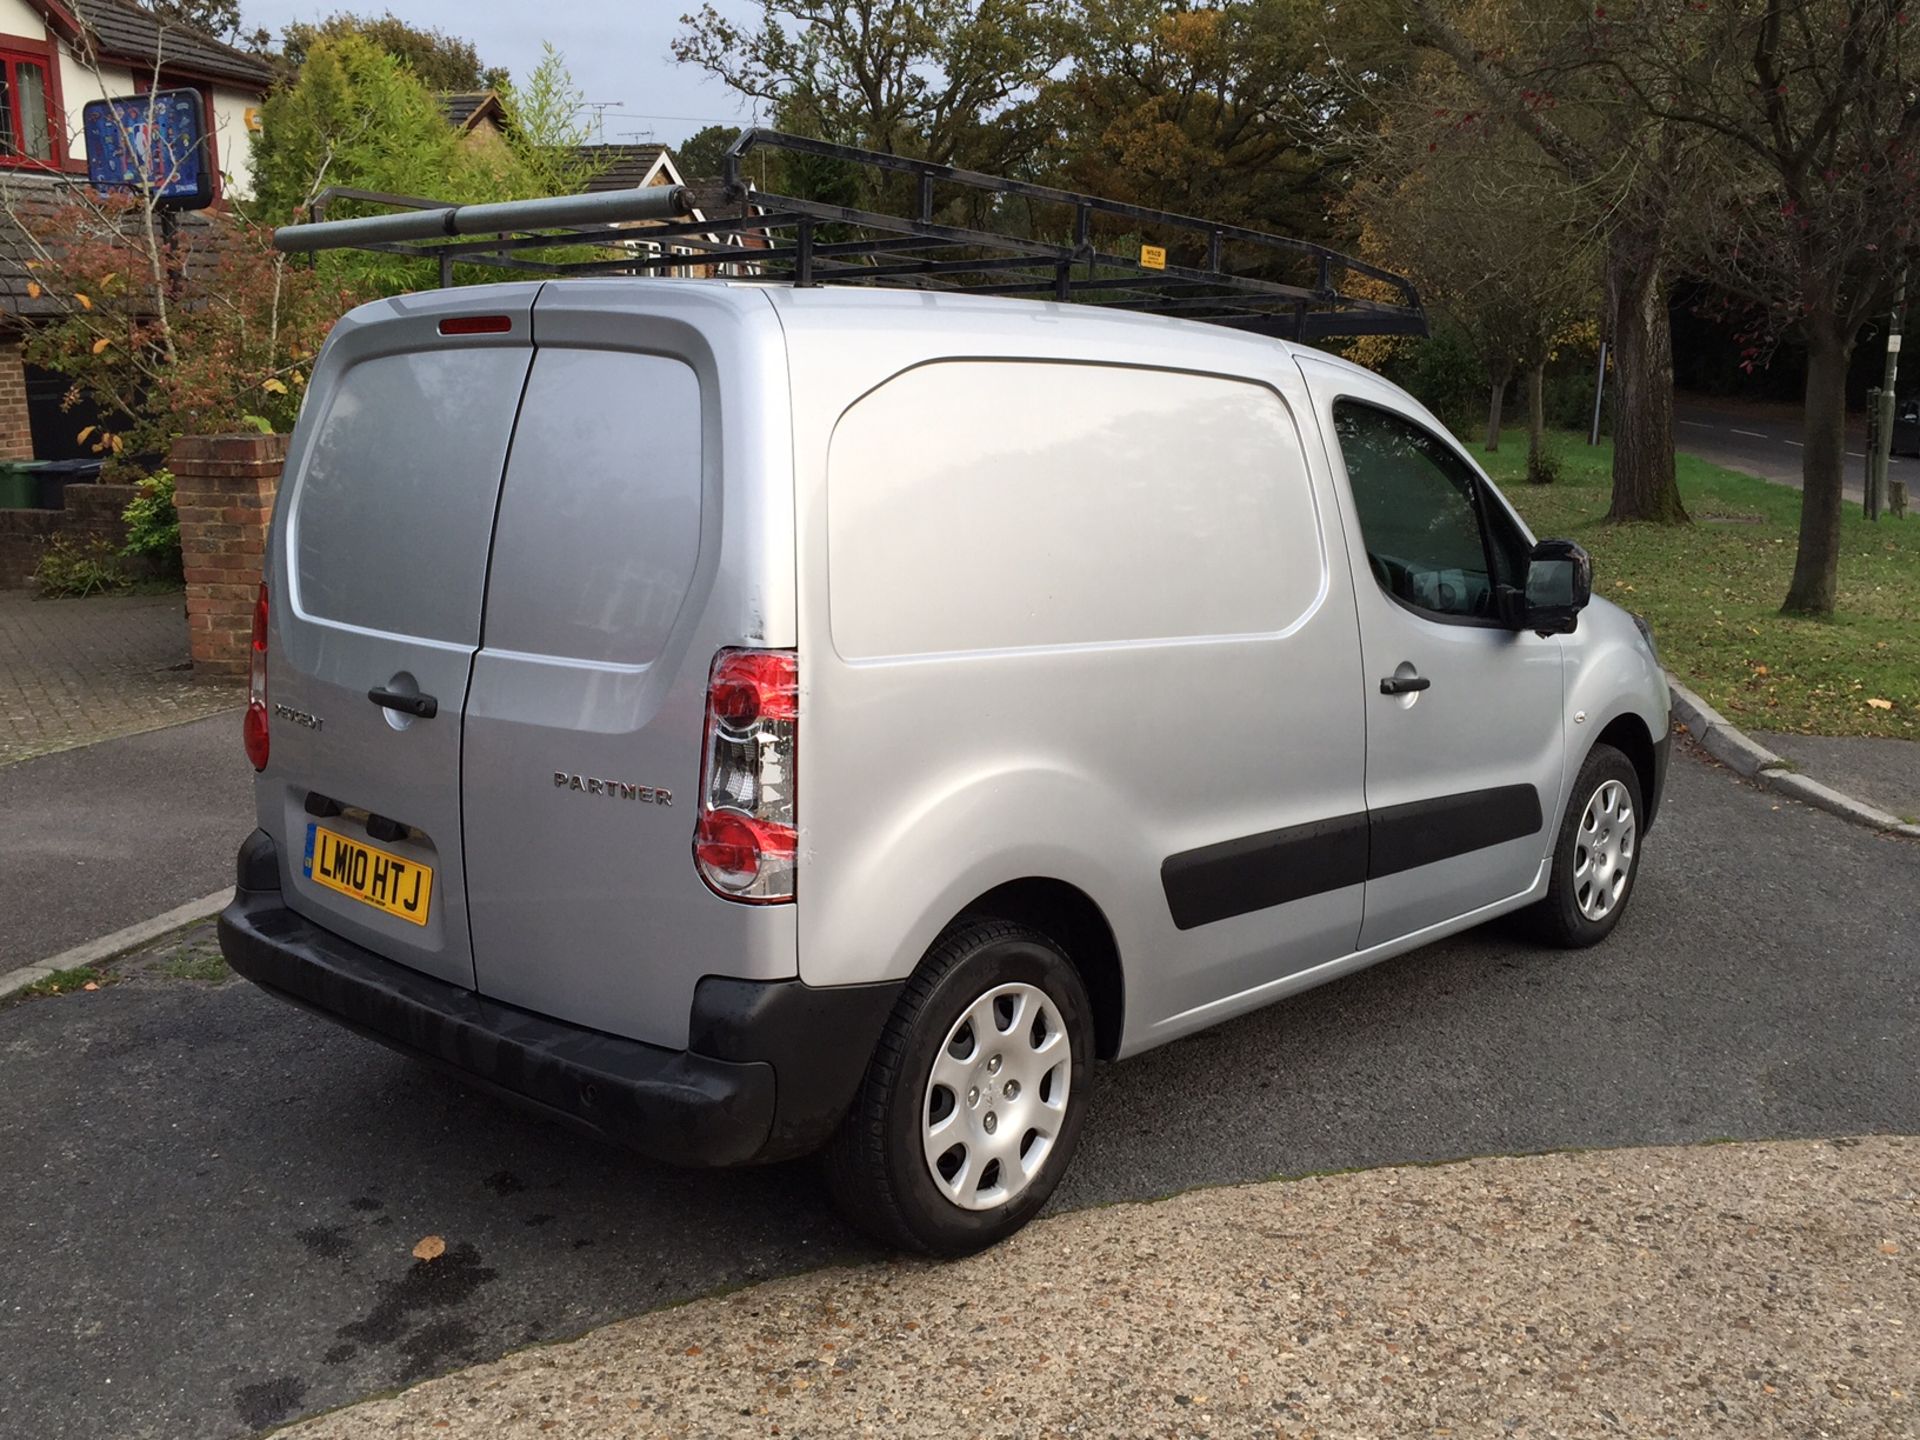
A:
[1478,434,1919,739]
[4,966,104,1005]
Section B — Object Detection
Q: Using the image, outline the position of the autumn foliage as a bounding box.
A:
[13,187,363,471]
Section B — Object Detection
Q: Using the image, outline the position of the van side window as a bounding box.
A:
[1332,401,1523,621]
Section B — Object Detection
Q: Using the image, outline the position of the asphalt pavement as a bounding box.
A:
[1674,394,1917,501]
[1,745,1915,1440]
[0,713,252,969]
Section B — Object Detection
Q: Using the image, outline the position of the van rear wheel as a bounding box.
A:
[824,920,1094,1255]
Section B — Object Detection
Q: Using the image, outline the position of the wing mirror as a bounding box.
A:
[1512,539,1592,634]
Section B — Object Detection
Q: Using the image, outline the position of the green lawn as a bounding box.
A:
[1476,434,1919,739]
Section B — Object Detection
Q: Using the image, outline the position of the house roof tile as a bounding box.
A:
[66,0,276,90]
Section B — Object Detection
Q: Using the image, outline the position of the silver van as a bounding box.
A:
[218,277,1669,1254]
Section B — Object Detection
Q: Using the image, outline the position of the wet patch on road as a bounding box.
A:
[233,1376,307,1431]
[335,1242,499,1384]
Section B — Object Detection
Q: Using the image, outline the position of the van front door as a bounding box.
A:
[1312,384,1565,948]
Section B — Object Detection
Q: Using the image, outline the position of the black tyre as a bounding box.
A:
[824,919,1095,1256]
[1524,742,1645,948]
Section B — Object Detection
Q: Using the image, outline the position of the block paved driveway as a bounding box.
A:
[0,588,240,766]
[1,746,1914,1440]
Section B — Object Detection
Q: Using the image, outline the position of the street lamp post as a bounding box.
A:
[1867,266,1905,522]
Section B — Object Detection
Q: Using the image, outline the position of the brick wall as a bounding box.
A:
[171,432,288,678]
[0,483,139,587]
[0,341,32,462]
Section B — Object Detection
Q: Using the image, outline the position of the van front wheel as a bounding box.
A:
[1525,742,1644,947]
[824,920,1094,1255]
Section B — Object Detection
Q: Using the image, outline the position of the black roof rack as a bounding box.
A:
[274,129,1426,342]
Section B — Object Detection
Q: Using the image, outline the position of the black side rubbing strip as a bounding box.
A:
[1162,813,1369,931]
[1366,784,1543,880]
[1160,784,1544,930]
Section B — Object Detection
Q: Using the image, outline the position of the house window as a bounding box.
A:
[0,51,57,164]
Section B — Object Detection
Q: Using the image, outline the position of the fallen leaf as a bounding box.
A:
[76,425,94,443]
[262,377,288,394]
[1752,664,1770,676]
[91,337,111,355]
[74,292,91,310]
[1867,698,1894,710]
[1882,1240,1901,1254]
[412,1235,446,1261]
[684,1345,702,1357]
[82,981,99,991]
[25,280,40,298]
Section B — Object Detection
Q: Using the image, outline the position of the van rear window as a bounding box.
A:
[478,349,703,668]
[826,360,1323,659]
[289,347,533,646]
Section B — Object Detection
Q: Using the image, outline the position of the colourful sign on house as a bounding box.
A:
[81,91,213,210]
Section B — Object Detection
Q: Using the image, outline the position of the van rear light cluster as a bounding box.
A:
[243,581,270,771]
[693,649,797,902]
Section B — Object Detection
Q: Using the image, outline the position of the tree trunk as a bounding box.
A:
[1604,227,1688,523]
[1782,316,1853,616]
[1526,361,1547,479]
[1485,369,1509,452]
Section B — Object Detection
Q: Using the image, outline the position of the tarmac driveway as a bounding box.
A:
[1,745,1915,1440]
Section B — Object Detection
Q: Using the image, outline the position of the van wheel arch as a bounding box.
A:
[956,878,1124,1060]
[1591,713,1657,829]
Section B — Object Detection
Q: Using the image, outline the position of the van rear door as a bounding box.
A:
[265,286,540,989]
[460,282,798,1051]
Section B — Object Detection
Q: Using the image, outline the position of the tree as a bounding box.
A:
[674,123,743,181]
[673,1,1069,171]
[248,37,607,292]
[1352,123,1598,478]
[2,188,356,468]
[149,0,243,43]
[1590,0,1920,615]
[280,12,510,92]
[1041,0,1355,241]
[1352,0,1704,525]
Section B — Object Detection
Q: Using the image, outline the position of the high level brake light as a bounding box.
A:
[693,649,797,903]
[243,580,269,771]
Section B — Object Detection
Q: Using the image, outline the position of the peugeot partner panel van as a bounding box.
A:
[219,279,1670,1254]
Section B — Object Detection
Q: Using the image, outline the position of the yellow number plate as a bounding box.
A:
[303,823,433,925]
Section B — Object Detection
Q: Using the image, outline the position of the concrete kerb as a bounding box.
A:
[0,888,229,1001]
[1667,672,1920,839]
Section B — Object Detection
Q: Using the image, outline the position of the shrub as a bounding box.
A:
[33,537,128,597]
[1526,445,1563,486]
[121,469,181,577]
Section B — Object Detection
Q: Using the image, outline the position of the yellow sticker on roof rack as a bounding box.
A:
[1139,245,1167,270]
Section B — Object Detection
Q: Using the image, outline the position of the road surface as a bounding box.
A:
[1,744,1914,1439]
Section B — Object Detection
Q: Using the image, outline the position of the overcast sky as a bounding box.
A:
[238,1,761,148]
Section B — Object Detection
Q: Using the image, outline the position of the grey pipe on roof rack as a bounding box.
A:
[273,185,696,254]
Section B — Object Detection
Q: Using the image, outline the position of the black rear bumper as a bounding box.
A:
[218,831,899,1167]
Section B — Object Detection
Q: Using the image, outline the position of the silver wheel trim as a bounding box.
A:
[921,981,1072,1211]
[1572,778,1636,922]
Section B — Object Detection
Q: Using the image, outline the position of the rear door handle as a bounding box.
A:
[368,687,438,719]
[1380,673,1431,696]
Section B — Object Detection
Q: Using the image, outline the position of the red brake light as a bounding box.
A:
[694,649,797,903]
[244,580,269,771]
[438,314,512,335]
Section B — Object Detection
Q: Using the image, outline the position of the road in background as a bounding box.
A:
[1673,394,1918,501]
[0,713,250,968]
